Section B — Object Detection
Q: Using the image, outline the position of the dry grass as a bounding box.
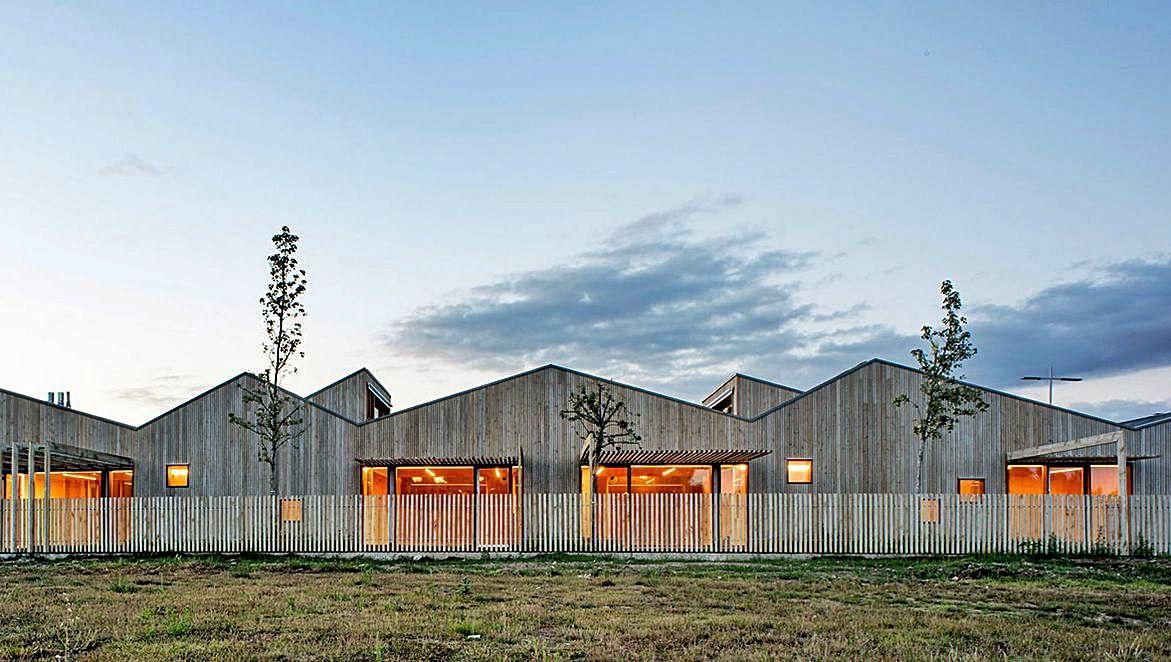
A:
[1,555,1169,660]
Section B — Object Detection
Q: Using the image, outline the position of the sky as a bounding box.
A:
[1,2,1170,424]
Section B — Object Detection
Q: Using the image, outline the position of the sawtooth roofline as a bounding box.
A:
[0,359,1137,432]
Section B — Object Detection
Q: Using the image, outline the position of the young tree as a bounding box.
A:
[561,381,641,534]
[894,280,989,493]
[228,226,309,496]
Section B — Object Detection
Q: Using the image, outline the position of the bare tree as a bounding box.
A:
[561,381,641,537]
[894,280,989,493]
[228,226,308,496]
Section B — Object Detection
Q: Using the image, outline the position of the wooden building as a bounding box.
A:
[1,360,1167,501]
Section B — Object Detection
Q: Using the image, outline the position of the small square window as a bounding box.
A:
[166,464,189,488]
[786,459,812,484]
[958,478,985,500]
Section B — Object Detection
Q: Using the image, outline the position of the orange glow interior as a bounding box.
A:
[786,459,812,484]
[1089,464,1133,496]
[3,471,104,499]
[1048,467,1085,495]
[958,478,985,496]
[166,464,189,488]
[109,470,134,497]
[631,465,711,494]
[395,467,474,495]
[362,467,389,495]
[1007,465,1047,494]
[720,464,748,494]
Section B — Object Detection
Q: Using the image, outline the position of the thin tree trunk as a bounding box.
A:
[914,435,926,494]
[588,436,598,545]
[268,455,279,496]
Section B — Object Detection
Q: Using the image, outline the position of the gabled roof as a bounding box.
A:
[1123,412,1171,430]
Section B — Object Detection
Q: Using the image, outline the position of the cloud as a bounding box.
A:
[386,196,1171,404]
[1066,398,1171,424]
[99,153,166,177]
[387,196,892,397]
[966,258,1171,386]
[110,374,199,411]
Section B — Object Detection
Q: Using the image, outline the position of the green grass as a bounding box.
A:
[1,555,1169,659]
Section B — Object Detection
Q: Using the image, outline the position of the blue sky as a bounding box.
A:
[1,2,1169,423]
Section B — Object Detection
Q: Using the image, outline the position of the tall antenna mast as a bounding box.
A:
[1021,366,1083,405]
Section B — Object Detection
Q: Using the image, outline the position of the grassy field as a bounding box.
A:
[1,555,1169,660]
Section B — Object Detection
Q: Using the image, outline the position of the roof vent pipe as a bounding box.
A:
[66,392,71,408]
[57,392,65,407]
[47,392,54,403]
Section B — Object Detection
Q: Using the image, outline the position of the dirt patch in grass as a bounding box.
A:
[0,555,1169,660]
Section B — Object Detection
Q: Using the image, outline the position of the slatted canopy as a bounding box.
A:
[1008,454,1160,464]
[356,456,519,467]
[582,448,772,465]
[0,442,134,472]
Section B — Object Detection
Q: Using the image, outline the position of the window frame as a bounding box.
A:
[957,477,985,500]
[785,458,813,485]
[165,463,190,489]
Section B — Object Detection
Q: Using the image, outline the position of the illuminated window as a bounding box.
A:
[1048,466,1084,495]
[477,466,520,495]
[631,466,712,494]
[1089,464,1133,496]
[395,467,475,495]
[166,464,189,488]
[281,498,303,522]
[720,464,748,494]
[1006,465,1046,494]
[361,467,389,495]
[109,470,134,498]
[786,459,812,484]
[958,478,985,498]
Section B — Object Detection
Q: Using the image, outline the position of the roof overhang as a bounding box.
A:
[0,443,134,472]
[581,448,772,465]
[356,456,519,467]
[1008,455,1159,464]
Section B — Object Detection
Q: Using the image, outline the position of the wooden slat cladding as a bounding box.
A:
[732,375,802,418]
[306,369,384,423]
[4,360,1167,499]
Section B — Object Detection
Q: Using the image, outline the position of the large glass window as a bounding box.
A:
[395,467,475,495]
[631,466,712,494]
[720,464,748,494]
[1007,465,1047,494]
[1048,467,1085,495]
[109,470,134,498]
[1089,464,1133,496]
[362,467,389,495]
[477,466,520,494]
[958,478,985,498]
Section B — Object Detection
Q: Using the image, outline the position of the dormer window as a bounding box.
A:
[365,385,391,420]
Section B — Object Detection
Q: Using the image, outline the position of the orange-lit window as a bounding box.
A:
[477,466,519,495]
[109,470,134,498]
[583,466,629,494]
[1006,465,1046,494]
[958,478,985,498]
[720,464,748,494]
[1089,464,1134,496]
[631,466,712,494]
[1048,467,1084,495]
[166,464,189,488]
[395,467,475,495]
[362,467,389,495]
[786,459,812,484]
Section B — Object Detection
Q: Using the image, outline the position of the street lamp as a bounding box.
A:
[1021,367,1083,405]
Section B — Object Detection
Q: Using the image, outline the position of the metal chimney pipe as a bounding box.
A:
[66,392,71,408]
[47,392,54,403]
[57,392,65,407]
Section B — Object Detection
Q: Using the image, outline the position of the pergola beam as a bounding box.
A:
[1005,431,1124,462]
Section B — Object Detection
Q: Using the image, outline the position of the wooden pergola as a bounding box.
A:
[1006,430,1135,550]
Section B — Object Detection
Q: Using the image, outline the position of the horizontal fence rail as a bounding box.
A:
[0,493,1167,556]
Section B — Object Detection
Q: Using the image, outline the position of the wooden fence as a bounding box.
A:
[0,493,1168,556]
